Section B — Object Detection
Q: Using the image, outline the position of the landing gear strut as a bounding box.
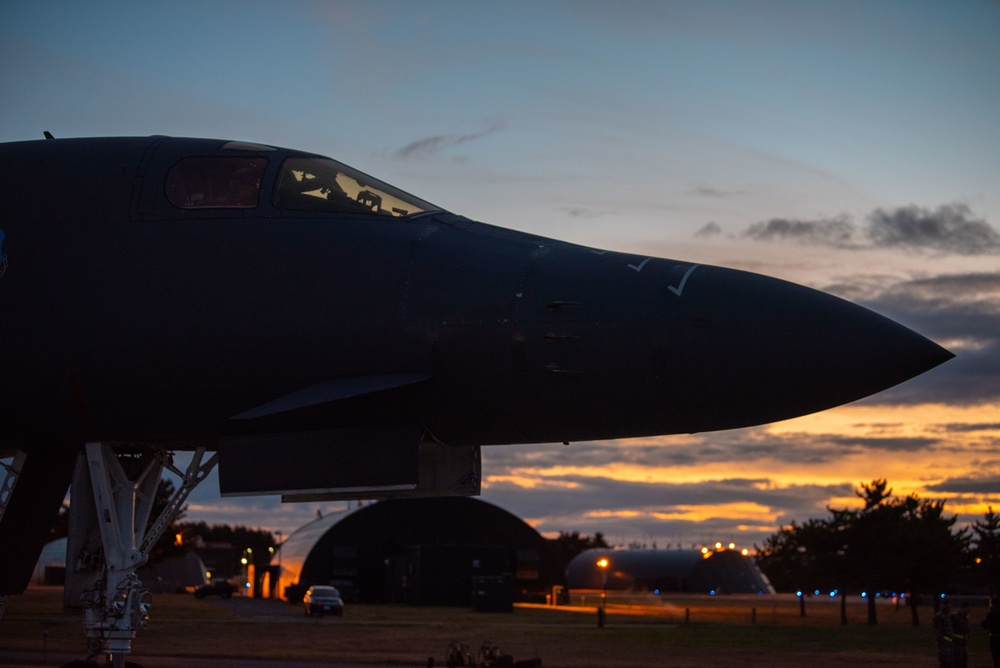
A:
[64,443,217,668]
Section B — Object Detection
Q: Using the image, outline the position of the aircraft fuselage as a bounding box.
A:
[0,136,951,450]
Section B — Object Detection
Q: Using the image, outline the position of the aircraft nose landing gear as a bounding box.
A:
[64,443,216,668]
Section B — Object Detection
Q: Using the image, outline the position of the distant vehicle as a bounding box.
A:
[194,579,235,599]
[303,585,344,617]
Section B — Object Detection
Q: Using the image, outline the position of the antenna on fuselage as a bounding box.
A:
[43,131,54,139]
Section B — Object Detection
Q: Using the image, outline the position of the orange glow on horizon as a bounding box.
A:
[476,399,999,545]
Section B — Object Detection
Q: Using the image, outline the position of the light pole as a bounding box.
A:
[596,557,609,599]
[596,557,609,628]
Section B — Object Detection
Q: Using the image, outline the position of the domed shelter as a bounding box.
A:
[566,548,774,595]
[275,497,562,608]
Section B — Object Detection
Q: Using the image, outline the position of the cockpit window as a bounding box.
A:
[274,157,440,217]
[166,157,267,209]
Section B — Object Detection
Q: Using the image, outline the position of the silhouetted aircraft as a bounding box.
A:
[0,135,951,666]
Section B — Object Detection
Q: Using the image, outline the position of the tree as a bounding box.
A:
[756,480,969,626]
[179,521,276,569]
[756,517,843,594]
[972,506,1000,596]
[842,480,908,625]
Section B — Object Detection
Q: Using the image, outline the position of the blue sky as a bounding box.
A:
[3,0,999,549]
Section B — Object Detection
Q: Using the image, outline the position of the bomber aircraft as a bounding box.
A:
[0,135,952,666]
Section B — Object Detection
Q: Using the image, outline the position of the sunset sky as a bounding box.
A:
[3,0,998,550]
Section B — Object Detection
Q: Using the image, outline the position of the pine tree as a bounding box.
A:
[972,506,1000,596]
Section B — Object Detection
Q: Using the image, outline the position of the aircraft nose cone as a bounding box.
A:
[667,265,953,431]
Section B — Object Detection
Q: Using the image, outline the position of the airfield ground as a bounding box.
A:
[1,586,994,667]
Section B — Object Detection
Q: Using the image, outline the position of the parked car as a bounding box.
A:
[193,579,235,599]
[303,585,344,616]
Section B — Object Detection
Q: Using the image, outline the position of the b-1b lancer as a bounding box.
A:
[0,135,951,665]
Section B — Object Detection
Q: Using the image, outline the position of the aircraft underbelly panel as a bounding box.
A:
[218,425,423,496]
[217,424,480,500]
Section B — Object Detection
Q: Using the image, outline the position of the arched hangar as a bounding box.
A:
[276,497,562,607]
[566,547,774,595]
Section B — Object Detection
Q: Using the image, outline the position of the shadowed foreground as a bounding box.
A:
[1,587,992,667]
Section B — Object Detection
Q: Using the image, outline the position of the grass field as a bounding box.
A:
[1,586,994,667]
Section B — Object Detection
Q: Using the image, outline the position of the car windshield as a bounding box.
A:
[275,157,441,218]
[310,586,339,596]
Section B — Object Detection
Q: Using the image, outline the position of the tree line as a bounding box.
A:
[754,479,1000,626]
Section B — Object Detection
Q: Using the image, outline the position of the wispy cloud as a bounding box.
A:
[743,215,856,248]
[394,119,505,160]
[694,222,722,238]
[563,206,615,219]
[691,185,744,199]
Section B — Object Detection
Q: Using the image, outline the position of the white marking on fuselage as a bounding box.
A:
[668,264,700,297]
[628,257,652,272]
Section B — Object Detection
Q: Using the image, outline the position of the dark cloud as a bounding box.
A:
[483,442,844,515]
[742,215,856,248]
[485,422,959,475]
[481,474,853,545]
[874,347,1000,406]
[482,431,820,472]
[716,429,945,459]
[741,204,1000,256]
[835,273,1000,340]
[937,423,1000,433]
[394,120,505,159]
[820,271,1000,405]
[694,222,722,238]
[825,435,940,452]
[867,204,1000,255]
[925,475,1000,495]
